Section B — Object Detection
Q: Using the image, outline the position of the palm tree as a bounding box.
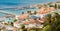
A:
[34,11,37,15]
[55,3,57,9]
[27,11,32,15]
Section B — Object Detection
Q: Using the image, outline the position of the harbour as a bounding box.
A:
[0,0,60,31]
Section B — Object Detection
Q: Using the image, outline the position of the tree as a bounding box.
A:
[42,25,52,31]
[43,12,60,31]
[21,24,25,29]
[27,11,32,15]
[14,19,18,22]
[34,11,37,15]
[11,22,14,26]
[44,14,51,26]
[29,27,36,31]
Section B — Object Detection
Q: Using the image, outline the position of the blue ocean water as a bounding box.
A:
[0,13,7,16]
[0,0,58,8]
[0,0,58,16]
[1,9,38,15]
[0,0,58,6]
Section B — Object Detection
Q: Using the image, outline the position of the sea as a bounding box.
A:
[0,0,58,16]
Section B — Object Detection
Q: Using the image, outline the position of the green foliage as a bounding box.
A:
[29,27,36,31]
[21,24,25,29]
[34,11,36,15]
[11,22,14,26]
[36,28,42,31]
[14,19,18,22]
[43,12,60,31]
[42,25,52,31]
[23,28,27,31]
[30,27,36,30]
[44,14,51,26]
[45,14,51,20]
[56,24,60,31]
[27,11,32,15]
